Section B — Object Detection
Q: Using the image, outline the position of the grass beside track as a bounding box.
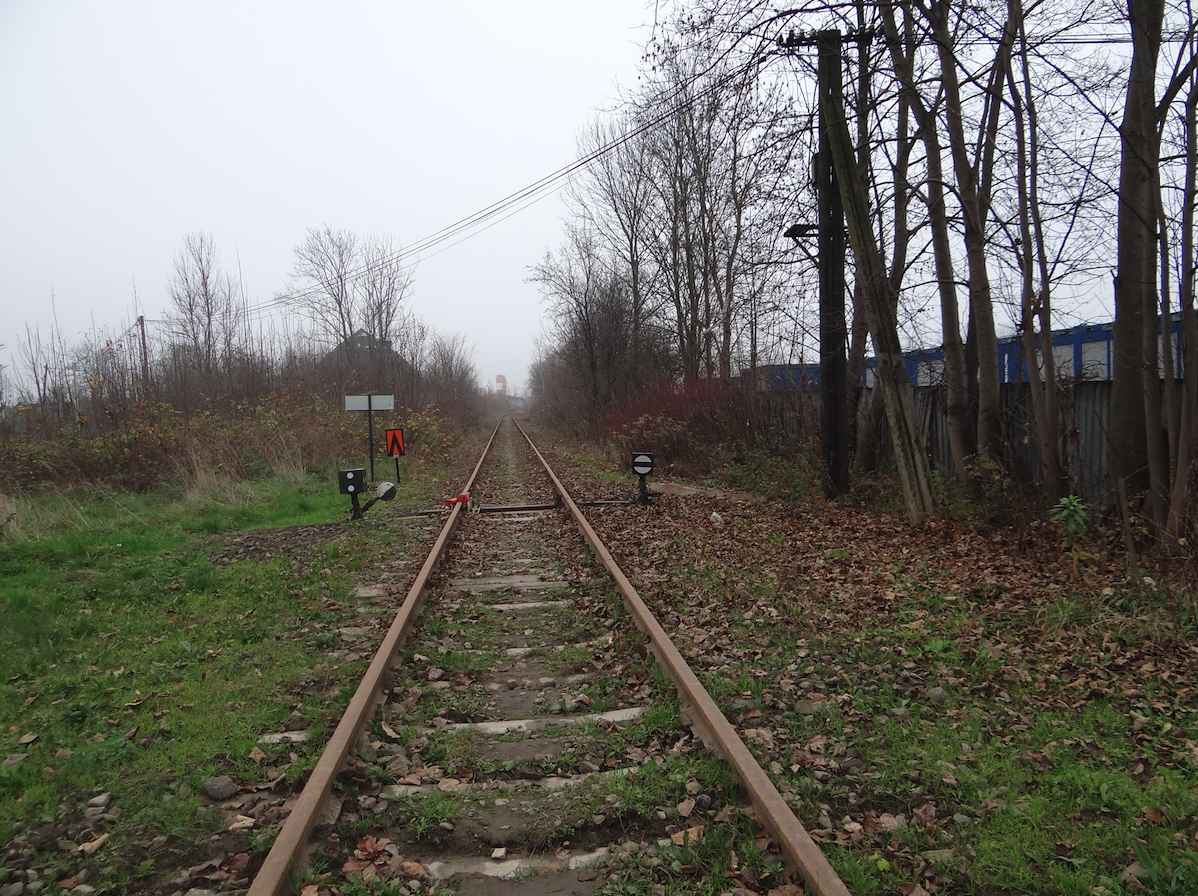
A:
[0,466,456,891]
[535,438,1198,896]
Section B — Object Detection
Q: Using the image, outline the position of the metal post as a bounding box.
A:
[636,473,650,506]
[367,395,376,483]
[817,30,850,499]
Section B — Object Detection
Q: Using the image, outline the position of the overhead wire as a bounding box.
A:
[241,20,1174,327]
[242,52,772,325]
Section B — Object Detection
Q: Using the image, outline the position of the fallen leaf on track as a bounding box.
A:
[227,815,255,832]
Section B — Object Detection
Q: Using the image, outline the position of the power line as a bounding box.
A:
[235,20,1190,328]
[243,56,768,324]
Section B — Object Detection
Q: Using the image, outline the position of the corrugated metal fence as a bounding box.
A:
[759,382,1116,506]
[912,382,1112,506]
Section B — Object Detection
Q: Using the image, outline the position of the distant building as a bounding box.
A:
[757,316,1185,390]
[318,329,416,393]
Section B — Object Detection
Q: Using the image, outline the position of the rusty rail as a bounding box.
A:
[514,419,851,896]
[247,418,504,896]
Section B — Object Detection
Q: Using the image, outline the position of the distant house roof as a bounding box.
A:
[318,329,415,390]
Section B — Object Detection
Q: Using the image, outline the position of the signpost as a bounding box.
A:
[385,428,405,482]
[345,394,394,483]
[632,452,654,506]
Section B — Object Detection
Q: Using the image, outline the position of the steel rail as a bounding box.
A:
[513,420,852,896]
[248,417,505,896]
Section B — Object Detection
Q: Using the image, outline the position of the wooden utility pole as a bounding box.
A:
[137,315,150,398]
[816,30,850,498]
[785,25,936,525]
[782,29,851,498]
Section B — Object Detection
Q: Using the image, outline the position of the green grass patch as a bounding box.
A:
[0,465,456,864]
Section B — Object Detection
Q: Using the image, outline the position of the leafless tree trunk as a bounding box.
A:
[1166,83,1198,545]
[1112,0,1198,530]
[823,66,937,525]
[924,0,1013,460]
[1006,0,1063,503]
[881,0,972,482]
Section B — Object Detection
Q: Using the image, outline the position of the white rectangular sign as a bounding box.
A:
[345,394,395,412]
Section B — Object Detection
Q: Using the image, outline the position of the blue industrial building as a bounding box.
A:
[758,317,1185,389]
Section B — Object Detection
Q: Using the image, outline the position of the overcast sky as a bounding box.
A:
[0,1,659,396]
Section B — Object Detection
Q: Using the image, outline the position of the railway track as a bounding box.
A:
[248,418,848,896]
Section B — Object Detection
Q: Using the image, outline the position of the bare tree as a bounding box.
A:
[424,333,481,421]
[282,226,414,350]
[359,234,414,361]
[572,118,659,392]
[284,226,360,347]
[166,232,244,392]
[1111,0,1198,531]
[531,224,625,415]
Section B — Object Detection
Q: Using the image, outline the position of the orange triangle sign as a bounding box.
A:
[385,428,405,457]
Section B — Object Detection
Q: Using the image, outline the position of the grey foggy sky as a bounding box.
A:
[0,1,658,395]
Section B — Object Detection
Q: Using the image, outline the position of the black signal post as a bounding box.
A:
[632,452,655,506]
[338,468,367,520]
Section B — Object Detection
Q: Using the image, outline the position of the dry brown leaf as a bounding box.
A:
[380,720,399,739]
[79,833,108,856]
[227,815,255,832]
[17,733,37,746]
[670,824,704,845]
[677,798,696,817]
[913,802,937,827]
[256,771,287,791]
[248,746,266,763]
